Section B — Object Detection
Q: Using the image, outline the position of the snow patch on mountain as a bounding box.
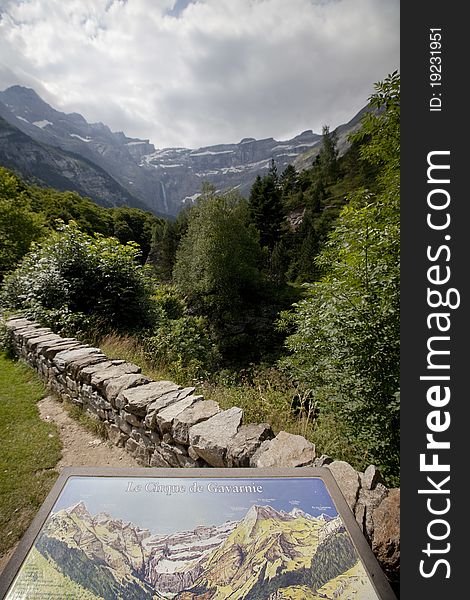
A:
[33,119,53,128]
[69,133,92,142]
[190,149,235,156]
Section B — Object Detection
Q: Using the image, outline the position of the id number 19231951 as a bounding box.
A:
[429,28,442,112]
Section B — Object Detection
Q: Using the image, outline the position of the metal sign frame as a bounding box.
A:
[0,467,397,599]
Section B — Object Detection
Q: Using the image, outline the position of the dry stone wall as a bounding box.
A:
[3,316,400,582]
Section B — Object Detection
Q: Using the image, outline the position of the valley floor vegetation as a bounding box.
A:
[0,73,400,485]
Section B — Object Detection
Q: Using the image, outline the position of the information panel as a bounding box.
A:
[0,468,395,599]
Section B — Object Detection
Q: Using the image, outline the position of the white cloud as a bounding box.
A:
[0,0,399,147]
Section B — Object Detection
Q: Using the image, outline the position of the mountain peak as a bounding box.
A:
[317,512,333,522]
[64,500,90,519]
[0,85,56,123]
[289,507,309,519]
[245,504,290,523]
[1,85,45,105]
[288,508,333,521]
[3,84,40,96]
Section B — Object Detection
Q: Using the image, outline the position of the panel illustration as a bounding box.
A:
[5,476,381,599]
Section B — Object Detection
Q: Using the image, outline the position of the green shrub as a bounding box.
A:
[0,222,153,334]
[145,315,218,382]
[150,285,186,320]
[144,284,219,381]
[173,189,263,315]
[0,320,14,357]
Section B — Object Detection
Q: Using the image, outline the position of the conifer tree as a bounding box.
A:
[280,164,299,197]
[317,125,339,183]
[249,160,284,249]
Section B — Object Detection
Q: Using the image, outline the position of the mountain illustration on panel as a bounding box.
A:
[7,502,379,599]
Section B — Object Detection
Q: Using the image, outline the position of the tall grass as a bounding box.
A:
[99,333,177,383]
[201,368,316,440]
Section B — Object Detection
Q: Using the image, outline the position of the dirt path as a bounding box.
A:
[38,396,140,470]
[0,397,140,577]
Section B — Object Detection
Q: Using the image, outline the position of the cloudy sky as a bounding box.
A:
[0,0,399,148]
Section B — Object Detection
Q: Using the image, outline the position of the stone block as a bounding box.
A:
[5,317,33,329]
[188,446,200,461]
[131,429,155,450]
[78,361,113,383]
[361,464,384,491]
[355,484,389,542]
[146,430,162,446]
[226,423,274,467]
[155,395,202,434]
[42,341,85,360]
[65,376,78,392]
[144,388,194,428]
[20,328,51,342]
[371,489,400,582]
[114,414,133,435]
[150,444,177,467]
[53,347,102,371]
[27,333,61,351]
[104,373,152,406]
[354,502,366,536]
[125,438,149,465]
[108,425,127,447]
[176,452,205,468]
[121,381,181,418]
[250,431,315,469]
[122,410,143,428]
[327,461,361,512]
[90,362,141,392]
[67,353,109,378]
[172,400,220,445]
[35,336,69,352]
[189,407,243,467]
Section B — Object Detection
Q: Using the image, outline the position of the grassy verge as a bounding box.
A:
[0,353,61,558]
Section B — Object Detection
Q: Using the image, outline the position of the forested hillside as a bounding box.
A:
[0,73,400,484]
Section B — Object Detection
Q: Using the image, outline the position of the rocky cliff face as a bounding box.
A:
[0,85,365,216]
[292,105,370,172]
[140,129,321,213]
[0,113,144,209]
